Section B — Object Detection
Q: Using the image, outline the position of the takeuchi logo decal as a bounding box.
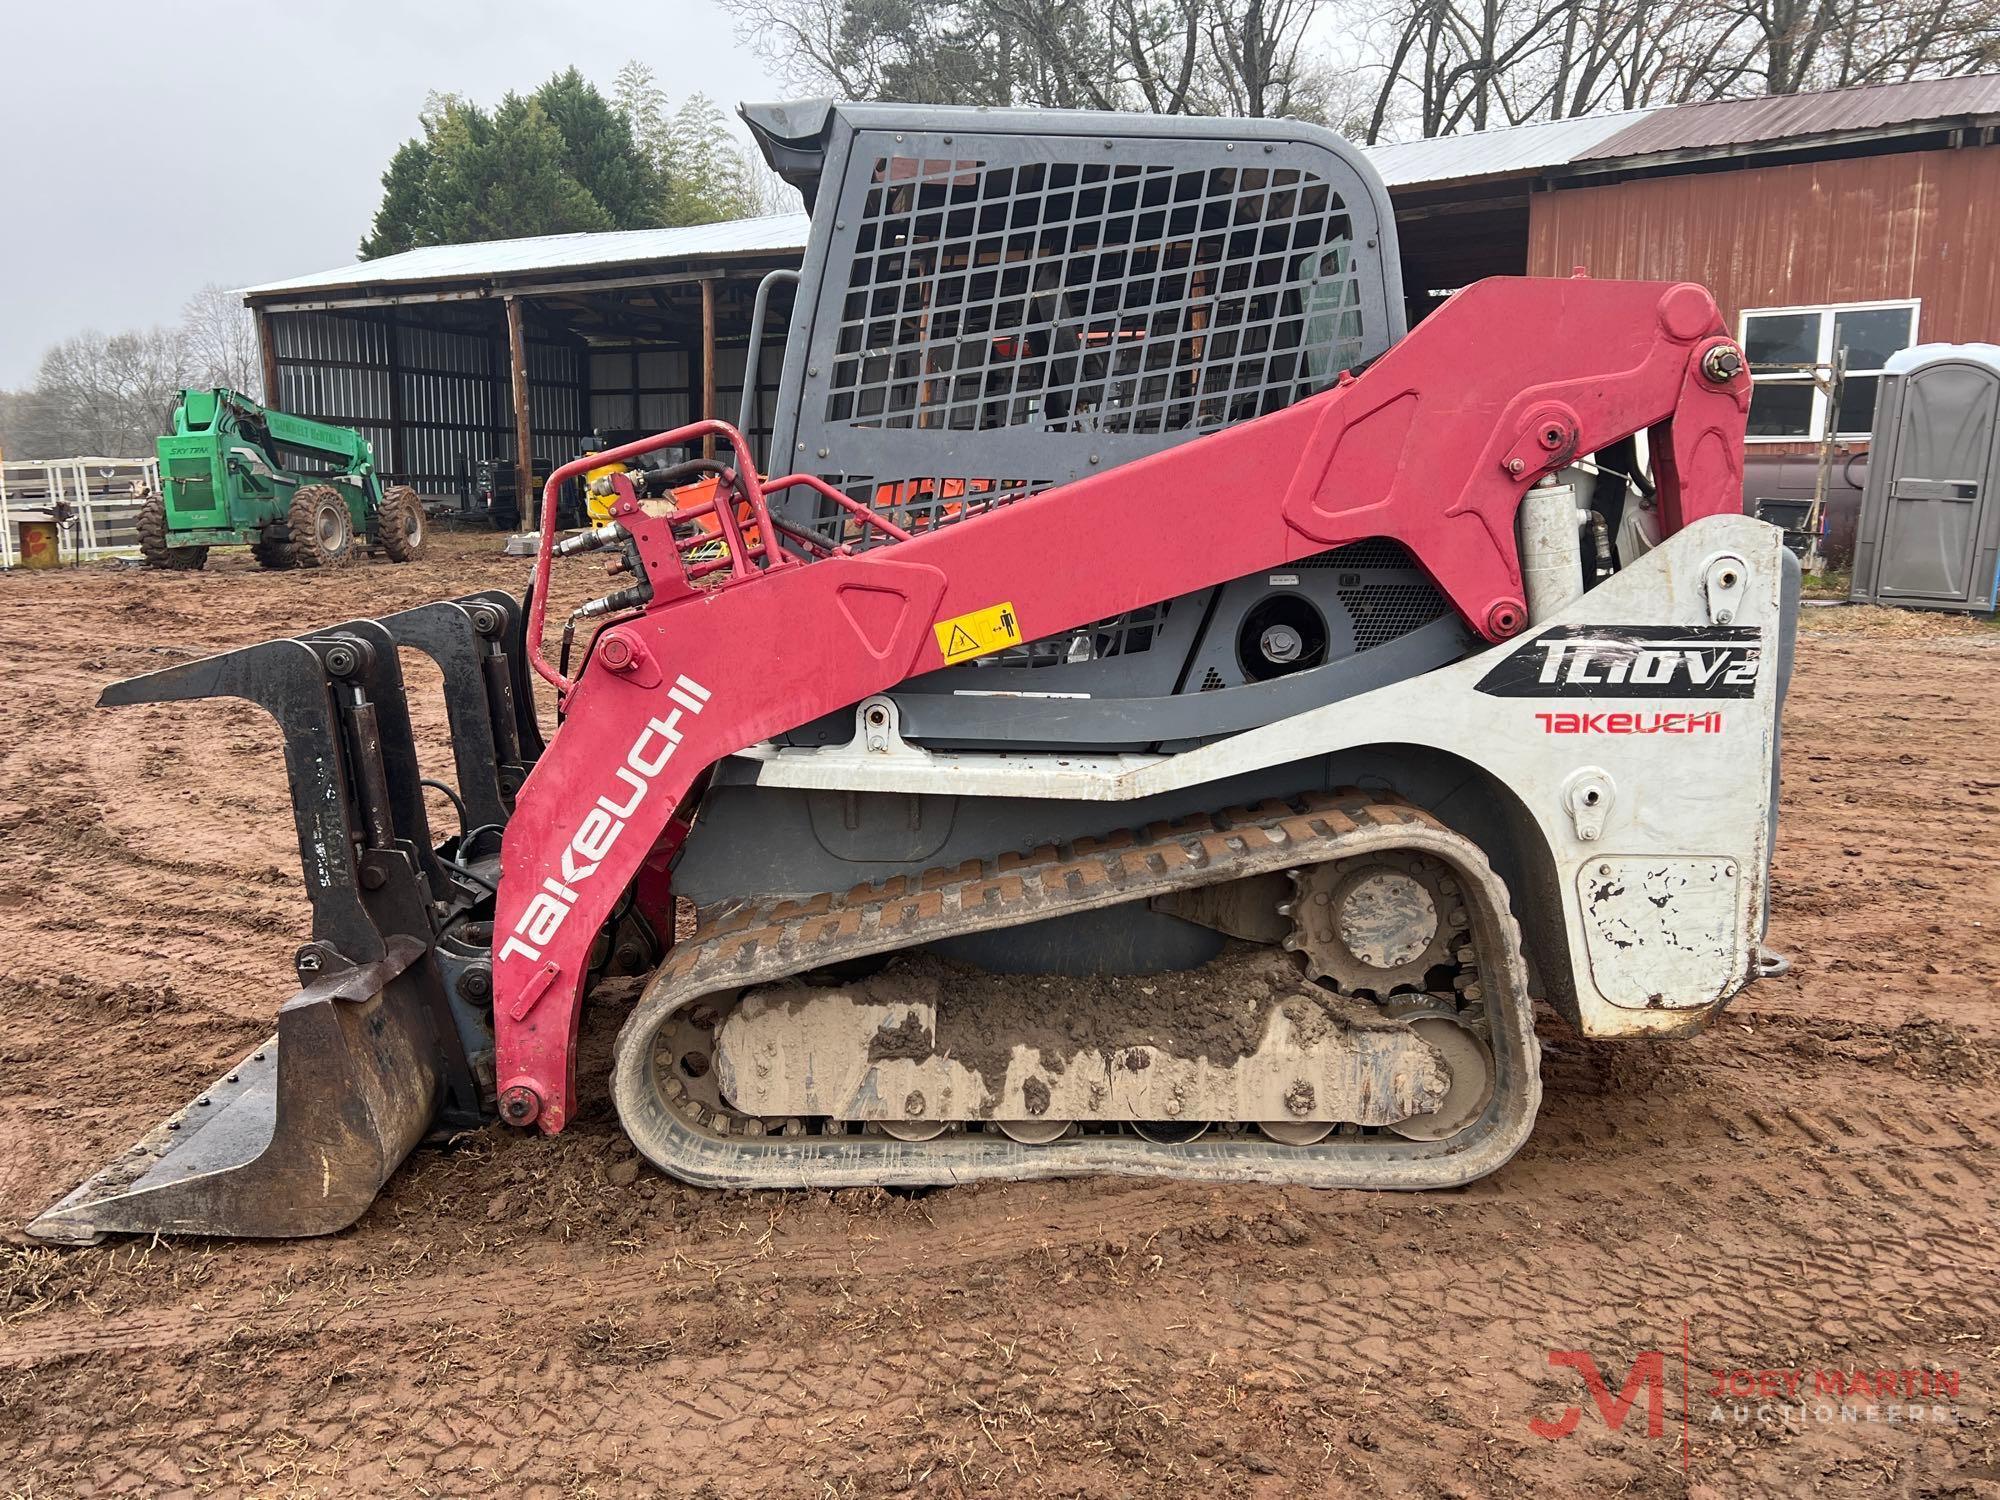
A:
[1477,625,1761,699]
[499,675,710,967]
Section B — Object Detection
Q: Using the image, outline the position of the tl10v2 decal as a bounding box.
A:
[1476,625,1761,699]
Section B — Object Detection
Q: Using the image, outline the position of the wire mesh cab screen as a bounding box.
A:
[764,105,1403,547]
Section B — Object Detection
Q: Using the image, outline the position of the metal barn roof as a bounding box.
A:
[1583,74,2000,160]
[1367,72,2000,188]
[244,212,812,298]
[250,119,1657,302]
[1365,109,1656,187]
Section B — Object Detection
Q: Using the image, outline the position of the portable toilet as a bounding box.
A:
[1849,343,2000,613]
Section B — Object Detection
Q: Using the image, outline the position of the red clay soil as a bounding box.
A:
[0,538,1995,1498]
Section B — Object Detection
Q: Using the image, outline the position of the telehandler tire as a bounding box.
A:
[289,484,354,569]
[136,494,207,571]
[377,485,428,562]
[251,534,296,570]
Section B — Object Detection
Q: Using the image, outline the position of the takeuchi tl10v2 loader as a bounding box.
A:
[30,102,1795,1243]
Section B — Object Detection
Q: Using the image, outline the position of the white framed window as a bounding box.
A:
[1739,299,1919,442]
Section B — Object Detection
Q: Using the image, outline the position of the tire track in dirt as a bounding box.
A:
[7,1191,1991,1498]
[11,1081,1996,1430]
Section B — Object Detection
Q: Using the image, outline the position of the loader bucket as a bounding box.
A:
[28,938,439,1244]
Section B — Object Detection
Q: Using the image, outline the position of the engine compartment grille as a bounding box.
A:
[990,599,1174,669]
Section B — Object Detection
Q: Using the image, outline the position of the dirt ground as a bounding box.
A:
[1,534,1996,1498]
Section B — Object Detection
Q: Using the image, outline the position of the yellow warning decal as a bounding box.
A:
[933,600,1023,663]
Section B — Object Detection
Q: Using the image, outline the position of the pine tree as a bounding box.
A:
[468,96,616,241]
[358,137,435,259]
[534,67,664,230]
[359,65,772,258]
[662,94,762,226]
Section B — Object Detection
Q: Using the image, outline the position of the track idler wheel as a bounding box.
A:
[1258,1119,1335,1145]
[879,1119,949,1142]
[1382,1004,1495,1142]
[1132,1120,1209,1145]
[995,1119,1071,1144]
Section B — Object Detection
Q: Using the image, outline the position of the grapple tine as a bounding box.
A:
[28,937,438,1244]
[462,587,546,760]
[99,636,386,962]
[381,600,512,832]
[296,620,484,1126]
[305,619,444,891]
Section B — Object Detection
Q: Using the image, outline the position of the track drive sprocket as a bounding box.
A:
[1282,851,1466,997]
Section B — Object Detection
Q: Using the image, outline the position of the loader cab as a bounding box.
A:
[746,100,1405,515]
[740,100,1437,755]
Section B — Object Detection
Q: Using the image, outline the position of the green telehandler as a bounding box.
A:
[141,389,427,571]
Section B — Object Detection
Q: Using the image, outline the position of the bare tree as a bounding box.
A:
[1199,0,1341,116]
[721,0,1345,118]
[9,328,196,459]
[1703,0,2000,94]
[0,388,28,462]
[4,287,269,461]
[737,143,804,216]
[181,283,262,399]
[731,0,2000,147]
[1354,0,2000,139]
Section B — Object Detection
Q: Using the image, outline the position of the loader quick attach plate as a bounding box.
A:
[610,792,1542,1190]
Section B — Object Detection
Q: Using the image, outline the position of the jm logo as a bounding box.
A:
[1530,1350,1668,1441]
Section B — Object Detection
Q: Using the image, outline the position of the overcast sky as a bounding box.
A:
[0,0,783,386]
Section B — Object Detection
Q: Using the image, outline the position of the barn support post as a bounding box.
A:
[383,311,406,479]
[701,277,717,459]
[253,305,281,408]
[506,296,535,527]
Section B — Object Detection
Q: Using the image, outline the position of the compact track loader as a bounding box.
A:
[32,102,1795,1242]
